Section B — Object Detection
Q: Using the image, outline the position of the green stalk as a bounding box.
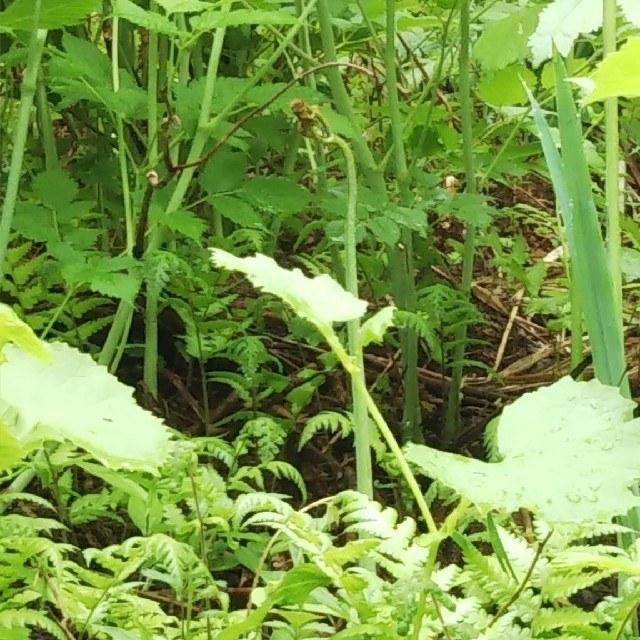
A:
[603,0,622,318]
[332,136,373,501]
[325,332,437,534]
[386,0,421,443]
[35,68,59,170]
[602,0,639,611]
[111,16,135,257]
[443,0,477,446]
[0,9,47,280]
[316,0,421,441]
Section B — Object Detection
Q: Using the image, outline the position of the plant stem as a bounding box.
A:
[386,0,421,443]
[443,0,477,446]
[603,0,622,321]
[316,0,421,441]
[331,136,373,502]
[0,11,47,281]
[326,333,437,534]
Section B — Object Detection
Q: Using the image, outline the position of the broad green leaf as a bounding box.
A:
[581,38,640,104]
[359,306,396,350]
[0,0,98,31]
[528,0,602,67]
[449,193,495,229]
[214,601,272,640]
[208,195,264,228]
[113,0,181,35]
[154,0,210,14]
[211,250,368,328]
[473,6,540,71]
[270,563,331,605]
[242,176,312,216]
[160,209,207,241]
[406,377,640,525]
[199,150,248,194]
[33,169,78,211]
[191,8,297,32]
[477,64,537,106]
[0,342,173,474]
[368,216,400,245]
[48,34,146,118]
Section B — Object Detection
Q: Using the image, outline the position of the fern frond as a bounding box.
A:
[532,605,599,633]
[233,492,295,528]
[0,609,66,640]
[263,460,307,501]
[299,411,352,449]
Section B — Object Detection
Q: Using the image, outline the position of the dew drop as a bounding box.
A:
[566,493,581,503]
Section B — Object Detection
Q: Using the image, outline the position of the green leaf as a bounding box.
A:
[551,55,625,386]
[211,251,368,329]
[359,306,396,350]
[0,342,173,474]
[199,150,248,194]
[368,216,400,245]
[405,376,640,525]
[154,0,210,14]
[161,209,207,241]
[449,193,495,229]
[191,8,297,32]
[33,169,79,210]
[477,64,537,106]
[473,6,540,71]
[48,34,146,118]
[242,176,312,216]
[529,0,602,67]
[581,38,640,104]
[112,0,181,36]
[209,195,264,228]
[0,304,51,363]
[271,563,331,605]
[0,0,98,31]
[89,271,140,303]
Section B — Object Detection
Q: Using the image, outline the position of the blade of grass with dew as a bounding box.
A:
[525,61,639,543]
[526,59,626,390]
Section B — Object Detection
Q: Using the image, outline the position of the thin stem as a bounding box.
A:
[111,16,135,257]
[603,0,622,319]
[386,0,421,443]
[443,0,477,446]
[325,332,437,534]
[332,136,373,502]
[0,10,47,280]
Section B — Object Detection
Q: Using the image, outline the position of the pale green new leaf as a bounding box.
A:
[473,5,540,71]
[405,377,640,525]
[528,0,602,67]
[0,303,51,363]
[0,342,173,474]
[358,306,396,350]
[581,38,640,104]
[210,250,368,328]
